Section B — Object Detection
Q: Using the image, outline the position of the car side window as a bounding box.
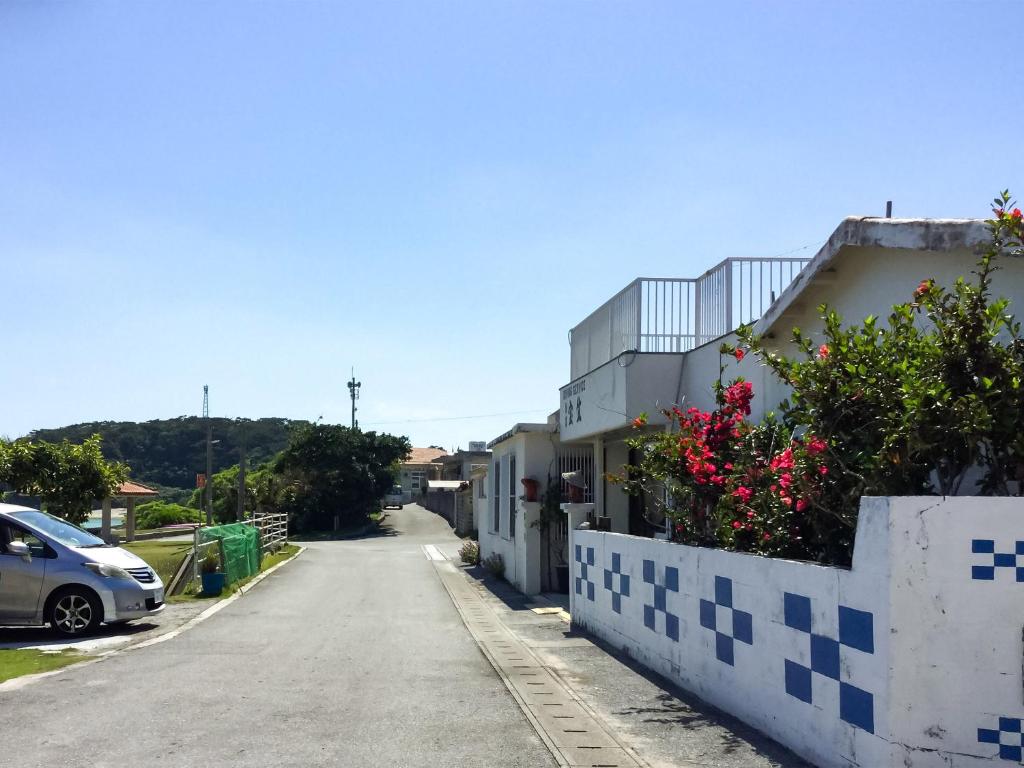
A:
[1,523,52,558]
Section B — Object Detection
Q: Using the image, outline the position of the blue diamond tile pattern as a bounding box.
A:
[783,592,875,734]
[698,575,753,666]
[971,539,1024,581]
[978,716,1024,762]
[574,544,596,601]
[602,552,631,614]
[642,559,680,642]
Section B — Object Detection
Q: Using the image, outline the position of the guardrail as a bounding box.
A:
[248,510,288,554]
[569,256,810,379]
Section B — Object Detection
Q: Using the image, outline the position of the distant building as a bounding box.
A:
[397,447,449,502]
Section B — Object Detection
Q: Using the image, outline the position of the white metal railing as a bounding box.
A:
[249,510,288,554]
[569,256,810,379]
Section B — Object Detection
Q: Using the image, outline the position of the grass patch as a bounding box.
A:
[169,543,301,603]
[122,540,192,584]
[0,649,84,684]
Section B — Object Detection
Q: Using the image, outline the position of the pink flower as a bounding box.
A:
[732,521,742,530]
[780,496,792,507]
[779,472,793,489]
[796,499,808,512]
[806,436,827,456]
[732,486,754,504]
[818,344,830,359]
[914,279,933,299]
[818,465,829,476]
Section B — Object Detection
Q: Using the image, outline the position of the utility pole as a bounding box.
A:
[347,370,361,429]
[204,385,213,526]
[237,430,246,522]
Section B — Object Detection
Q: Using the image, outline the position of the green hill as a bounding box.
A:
[28,417,307,501]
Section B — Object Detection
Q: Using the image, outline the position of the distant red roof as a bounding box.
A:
[116,481,159,497]
[404,447,449,465]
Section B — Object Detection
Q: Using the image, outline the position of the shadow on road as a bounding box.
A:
[0,620,159,650]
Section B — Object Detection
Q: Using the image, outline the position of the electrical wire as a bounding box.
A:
[361,408,550,426]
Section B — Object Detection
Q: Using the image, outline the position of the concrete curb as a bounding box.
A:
[0,545,306,693]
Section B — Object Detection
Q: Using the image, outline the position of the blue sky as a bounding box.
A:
[2,1,1020,450]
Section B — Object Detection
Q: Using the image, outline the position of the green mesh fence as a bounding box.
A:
[198,523,260,585]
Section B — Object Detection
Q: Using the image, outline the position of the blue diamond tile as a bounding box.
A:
[664,566,679,592]
[973,565,995,580]
[665,613,679,642]
[715,576,732,608]
[785,660,812,703]
[715,631,734,665]
[643,559,655,584]
[643,605,655,630]
[604,570,613,590]
[995,553,1016,568]
[784,593,812,633]
[654,584,666,612]
[972,539,995,553]
[612,552,621,572]
[619,574,630,597]
[699,599,716,631]
[586,581,594,601]
[978,728,1000,744]
[586,547,595,566]
[733,610,753,645]
[1000,717,1022,733]
[839,682,874,733]
[811,634,840,680]
[838,606,874,653]
[575,544,582,562]
[1000,745,1023,762]
[612,592,621,614]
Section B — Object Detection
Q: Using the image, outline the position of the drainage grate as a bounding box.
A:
[430,561,645,768]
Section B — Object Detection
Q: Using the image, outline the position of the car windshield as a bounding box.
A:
[9,510,107,548]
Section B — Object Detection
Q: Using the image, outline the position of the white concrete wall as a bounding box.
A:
[569,496,1024,768]
[478,430,557,595]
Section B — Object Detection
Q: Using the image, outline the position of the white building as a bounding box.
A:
[560,216,1024,533]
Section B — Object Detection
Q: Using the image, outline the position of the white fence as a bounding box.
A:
[569,496,1024,768]
[249,510,288,554]
[569,257,809,379]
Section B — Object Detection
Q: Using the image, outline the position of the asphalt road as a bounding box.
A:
[1,505,555,768]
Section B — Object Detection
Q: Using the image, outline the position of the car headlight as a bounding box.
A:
[84,562,133,580]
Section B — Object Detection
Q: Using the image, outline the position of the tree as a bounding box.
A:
[273,424,411,532]
[0,435,128,524]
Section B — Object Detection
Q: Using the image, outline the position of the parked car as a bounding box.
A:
[0,504,165,637]
[382,486,404,510]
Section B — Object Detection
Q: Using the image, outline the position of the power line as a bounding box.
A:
[362,408,550,426]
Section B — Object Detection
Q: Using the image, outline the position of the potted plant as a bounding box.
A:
[521,477,540,502]
[199,545,225,596]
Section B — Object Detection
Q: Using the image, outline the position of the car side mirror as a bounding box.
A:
[7,541,31,561]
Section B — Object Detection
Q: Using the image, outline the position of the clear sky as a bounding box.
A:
[2,1,1021,450]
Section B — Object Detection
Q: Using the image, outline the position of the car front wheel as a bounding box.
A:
[48,587,102,637]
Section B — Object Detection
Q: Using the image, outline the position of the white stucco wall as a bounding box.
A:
[478,429,557,595]
[569,496,1024,767]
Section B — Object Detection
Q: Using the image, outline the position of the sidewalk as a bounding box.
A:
[457,565,808,768]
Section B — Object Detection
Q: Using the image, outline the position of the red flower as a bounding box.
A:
[818,344,830,359]
[732,521,742,529]
[632,414,648,428]
[733,348,745,362]
[780,496,792,507]
[769,448,795,471]
[914,279,933,299]
[723,381,754,416]
[746,510,755,519]
[818,465,829,476]
[779,472,793,489]
[1012,208,1023,220]
[796,499,808,512]
[762,532,772,541]
[806,436,827,456]
[732,486,754,503]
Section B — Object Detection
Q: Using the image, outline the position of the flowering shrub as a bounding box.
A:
[618,192,1024,566]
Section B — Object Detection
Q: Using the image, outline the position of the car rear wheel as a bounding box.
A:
[48,587,102,637]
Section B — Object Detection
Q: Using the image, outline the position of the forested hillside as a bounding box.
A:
[28,417,307,498]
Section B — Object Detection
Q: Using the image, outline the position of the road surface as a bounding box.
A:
[1,505,555,768]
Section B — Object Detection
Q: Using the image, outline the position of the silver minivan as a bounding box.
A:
[0,503,165,636]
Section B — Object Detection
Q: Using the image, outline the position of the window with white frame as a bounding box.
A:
[410,471,425,491]
[507,453,516,538]
[492,460,501,533]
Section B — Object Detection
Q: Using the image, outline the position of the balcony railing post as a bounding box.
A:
[724,260,734,332]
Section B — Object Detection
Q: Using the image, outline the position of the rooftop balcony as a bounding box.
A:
[568,256,810,380]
